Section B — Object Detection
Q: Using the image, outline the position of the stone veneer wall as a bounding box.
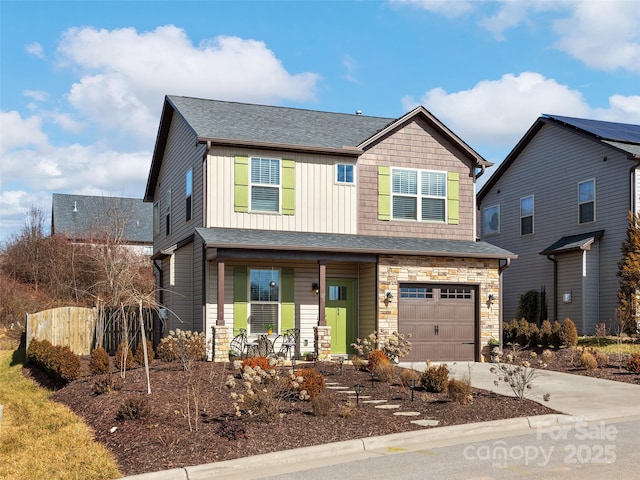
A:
[377,255,501,355]
[314,326,332,360]
[211,325,233,362]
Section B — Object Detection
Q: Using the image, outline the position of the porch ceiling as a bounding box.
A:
[195,227,516,260]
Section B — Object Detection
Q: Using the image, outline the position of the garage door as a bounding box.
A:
[398,284,476,362]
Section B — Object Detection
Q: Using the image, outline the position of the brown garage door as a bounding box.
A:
[398,284,476,362]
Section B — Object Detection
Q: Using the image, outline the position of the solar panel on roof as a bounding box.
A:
[544,114,640,143]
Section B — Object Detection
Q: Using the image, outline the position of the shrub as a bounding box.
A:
[551,321,563,347]
[242,356,273,371]
[626,353,640,373]
[381,331,412,360]
[421,363,449,393]
[399,368,420,388]
[134,339,155,365]
[92,373,122,395]
[295,368,326,398]
[517,289,539,324]
[541,349,555,365]
[447,377,473,405]
[26,339,82,383]
[594,350,609,368]
[156,336,179,362]
[351,356,368,372]
[114,342,135,371]
[561,318,578,347]
[580,350,597,370]
[89,347,110,375]
[116,396,150,421]
[503,319,519,345]
[367,349,390,373]
[162,329,207,371]
[375,362,395,383]
[539,320,553,347]
[311,394,333,416]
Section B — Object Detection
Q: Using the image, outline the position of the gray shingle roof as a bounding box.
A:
[52,194,152,244]
[167,96,395,149]
[196,227,516,259]
[539,230,604,255]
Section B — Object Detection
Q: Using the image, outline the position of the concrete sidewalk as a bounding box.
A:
[121,363,640,480]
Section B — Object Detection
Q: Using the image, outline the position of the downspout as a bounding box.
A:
[202,142,210,336]
[545,254,557,322]
[498,258,511,346]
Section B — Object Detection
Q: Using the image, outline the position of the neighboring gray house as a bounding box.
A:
[144,95,515,362]
[477,115,640,334]
[51,193,153,256]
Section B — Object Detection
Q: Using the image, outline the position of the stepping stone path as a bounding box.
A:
[325,379,436,426]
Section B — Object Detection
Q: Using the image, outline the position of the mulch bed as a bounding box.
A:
[38,359,557,477]
[24,346,639,477]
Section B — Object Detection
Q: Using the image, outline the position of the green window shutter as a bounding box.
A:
[234,156,249,213]
[280,268,295,331]
[378,166,391,221]
[447,171,459,225]
[233,266,248,334]
[282,159,295,215]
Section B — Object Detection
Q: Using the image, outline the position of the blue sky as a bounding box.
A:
[1,0,639,244]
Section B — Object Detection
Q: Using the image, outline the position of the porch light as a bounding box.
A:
[312,283,319,294]
[384,290,393,306]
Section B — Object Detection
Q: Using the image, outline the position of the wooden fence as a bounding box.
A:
[26,306,157,356]
[26,307,98,356]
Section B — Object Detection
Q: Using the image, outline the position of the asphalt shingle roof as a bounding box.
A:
[539,230,604,255]
[196,227,516,259]
[167,96,395,149]
[52,194,152,244]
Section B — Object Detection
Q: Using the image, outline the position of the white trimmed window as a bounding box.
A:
[482,205,500,236]
[392,168,446,221]
[249,268,280,334]
[520,196,534,235]
[579,179,595,224]
[251,157,280,212]
[185,169,192,222]
[165,189,171,236]
[336,163,355,184]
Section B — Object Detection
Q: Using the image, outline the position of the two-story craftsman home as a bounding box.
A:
[477,115,640,334]
[144,96,515,362]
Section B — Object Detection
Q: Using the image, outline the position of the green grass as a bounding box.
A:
[0,349,121,480]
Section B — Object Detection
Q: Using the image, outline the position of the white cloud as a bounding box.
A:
[478,0,540,41]
[25,42,44,58]
[390,0,474,17]
[553,0,640,72]
[56,25,320,145]
[0,111,48,154]
[342,55,358,83]
[403,72,640,151]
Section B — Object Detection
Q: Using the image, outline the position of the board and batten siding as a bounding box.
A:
[358,117,476,240]
[205,146,358,234]
[479,123,632,331]
[358,263,377,339]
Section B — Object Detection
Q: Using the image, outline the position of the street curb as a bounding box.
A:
[119,414,581,480]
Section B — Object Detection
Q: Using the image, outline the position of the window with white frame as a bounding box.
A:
[520,196,534,235]
[482,205,500,236]
[336,163,355,184]
[249,268,279,334]
[579,179,595,223]
[185,169,192,222]
[251,157,280,212]
[392,168,446,221]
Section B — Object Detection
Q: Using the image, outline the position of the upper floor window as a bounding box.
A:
[336,163,355,184]
[520,196,534,235]
[482,205,500,236]
[185,169,192,222]
[251,157,280,212]
[165,189,171,235]
[392,168,446,222]
[579,179,595,224]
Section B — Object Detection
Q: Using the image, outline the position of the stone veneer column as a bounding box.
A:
[211,325,233,362]
[314,325,332,360]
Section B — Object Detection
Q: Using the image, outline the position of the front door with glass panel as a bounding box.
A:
[325,278,357,354]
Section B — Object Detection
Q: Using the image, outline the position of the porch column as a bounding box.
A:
[318,260,326,326]
[217,257,225,325]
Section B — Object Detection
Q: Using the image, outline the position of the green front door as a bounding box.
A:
[325,278,357,354]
